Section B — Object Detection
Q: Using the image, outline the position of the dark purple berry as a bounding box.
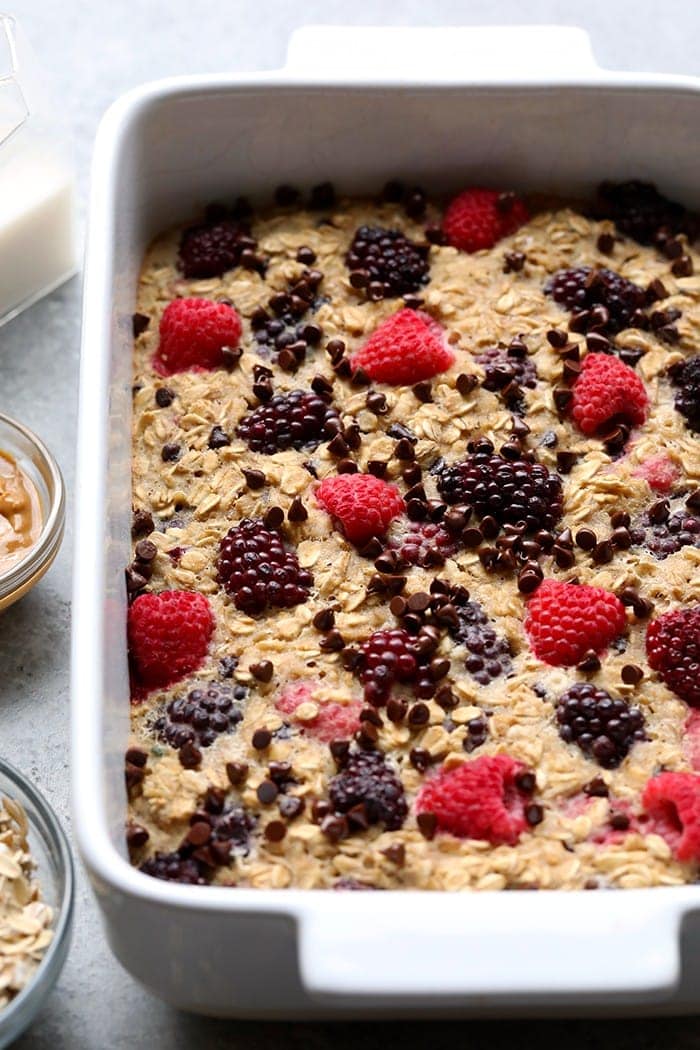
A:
[346,225,430,299]
[545,266,647,334]
[140,851,209,885]
[477,345,538,396]
[152,681,246,750]
[329,750,407,831]
[643,507,700,559]
[217,519,313,615]
[449,600,512,685]
[356,627,439,705]
[556,683,646,768]
[237,390,340,454]
[598,181,697,246]
[437,439,563,534]
[670,355,700,432]
[391,522,457,568]
[178,218,254,278]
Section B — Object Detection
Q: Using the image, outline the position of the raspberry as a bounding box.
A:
[346,225,430,299]
[436,440,563,534]
[683,709,700,771]
[391,521,457,568]
[128,590,214,690]
[357,627,438,705]
[642,772,700,862]
[140,851,208,885]
[556,683,646,768]
[644,508,700,560]
[329,749,407,830]
[178,217,253,278]
[670,355,700,432]
[646,605,700,705]
[570,353,648,436]
[154,298,242,376]
[416,755,530,844]
[449,600,512,684]
[545,267,647,334]
[315,473,404,547]
[632,453,680,493]
[442,188,529,253]
[598,180,696,245]
[217,519,312,616]
[153,681,246,750]
[237,390,341,454]
[349,309,453,385]
[276,682,362,743]
[525,579,627,667]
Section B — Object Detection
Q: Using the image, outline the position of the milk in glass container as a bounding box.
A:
[0,14,76,325]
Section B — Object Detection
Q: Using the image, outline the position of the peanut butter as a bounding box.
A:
[0,451,41,575]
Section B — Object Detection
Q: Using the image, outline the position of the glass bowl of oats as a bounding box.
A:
[0,759,73,1048]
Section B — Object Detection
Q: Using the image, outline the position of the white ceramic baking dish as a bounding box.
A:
[72,25,700,1017]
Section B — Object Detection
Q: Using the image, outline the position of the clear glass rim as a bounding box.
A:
[0,756,74,1030]
[0,412,66,600]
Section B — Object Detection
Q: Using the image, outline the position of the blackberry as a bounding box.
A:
[357,626,438,705]
[391,522,457,568]
[140,851,208,885]
[329,750,407,831]
[178,218,254,278]
[477,345,538,394]
[346,225,430,299]
[217,519,313,615]
[598,180,696,245]
[670,355,700,432]
[545,266,647,334]
[556,683,646,768]
[209,805,256,856]
[237,390,341,454]
[437,440,563,534]
[152,681,246,750]
[449,600,512,685]
[251,269,324,364]
[644,509,700,559]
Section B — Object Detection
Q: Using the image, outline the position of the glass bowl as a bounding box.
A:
[0,413,65,613]
[0,758,74,1048]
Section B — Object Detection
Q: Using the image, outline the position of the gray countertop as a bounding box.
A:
[4,0,700,1045]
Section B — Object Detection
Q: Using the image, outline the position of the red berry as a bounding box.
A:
[646,605,700,705]
[128,590,214,690]
[349,309,453,386]
[442,188,528,253]
[525,579,626,667]
[570,353,648,436]
[642,772,700,862]
[632,453,679,493]
[315,473,404,546]
[416,754,530,845]
[276,682,362,743]
[154,298,242,376]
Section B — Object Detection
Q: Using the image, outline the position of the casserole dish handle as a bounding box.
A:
[298,895,681,1001]
[285,25,602,79]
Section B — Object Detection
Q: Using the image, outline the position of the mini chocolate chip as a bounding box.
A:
[456,373,478,396]
[413,381,433,403]
[126,747,148,768]
[179,741,202,769]
[263,506,284,530]
[574,528,597,551]
[386,697,408,723]
[313,608,335,632]
[592,540,614,564]
[556,451,577,474]
[584,776,609,798]
[296,245,316,264]
[416,812,437,840]
[515,771,536,795]
[155,387,174,408]
[672,255,694,277]
[553,387,573,414]
[279,796,304,820]
[525,803,544,827]
[366,391,388,415]
[382,843,406,866]
[257,780,279,805]
[503,250,526,273]
[610,510,631,529]
[250,661,274,684]
[311,800,331,824]
[264,820,287,843]
[242,468,266,490]
[187,821,212,847]
[648,499,670,524]
[621,663,643,685]
[319,629,345,652]
[577,650,601,672]
[409,747,432,773]
[610,812,630,831]
[132,312,150,337]
[367,459,387,478]
[226,761,248,786]
[208,425,231,449]
[337,459,358,474]
[126,822,150,849]
[408,703,430,727]
[320,814,349,842]
[596,232,615,255]
[287,497,308,523]
[131,509,154,537]
[394,438,415,461]
[252,728,272,751]
[161,442,181,462]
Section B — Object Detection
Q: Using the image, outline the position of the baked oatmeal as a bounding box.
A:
[124,180,700,891]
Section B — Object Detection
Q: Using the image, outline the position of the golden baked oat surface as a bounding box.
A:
[126,188,700,890]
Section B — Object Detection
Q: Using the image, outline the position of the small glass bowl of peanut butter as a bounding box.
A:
[0,414,64,613]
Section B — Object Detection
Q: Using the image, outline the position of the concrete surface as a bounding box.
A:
[2,0,700,1046]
